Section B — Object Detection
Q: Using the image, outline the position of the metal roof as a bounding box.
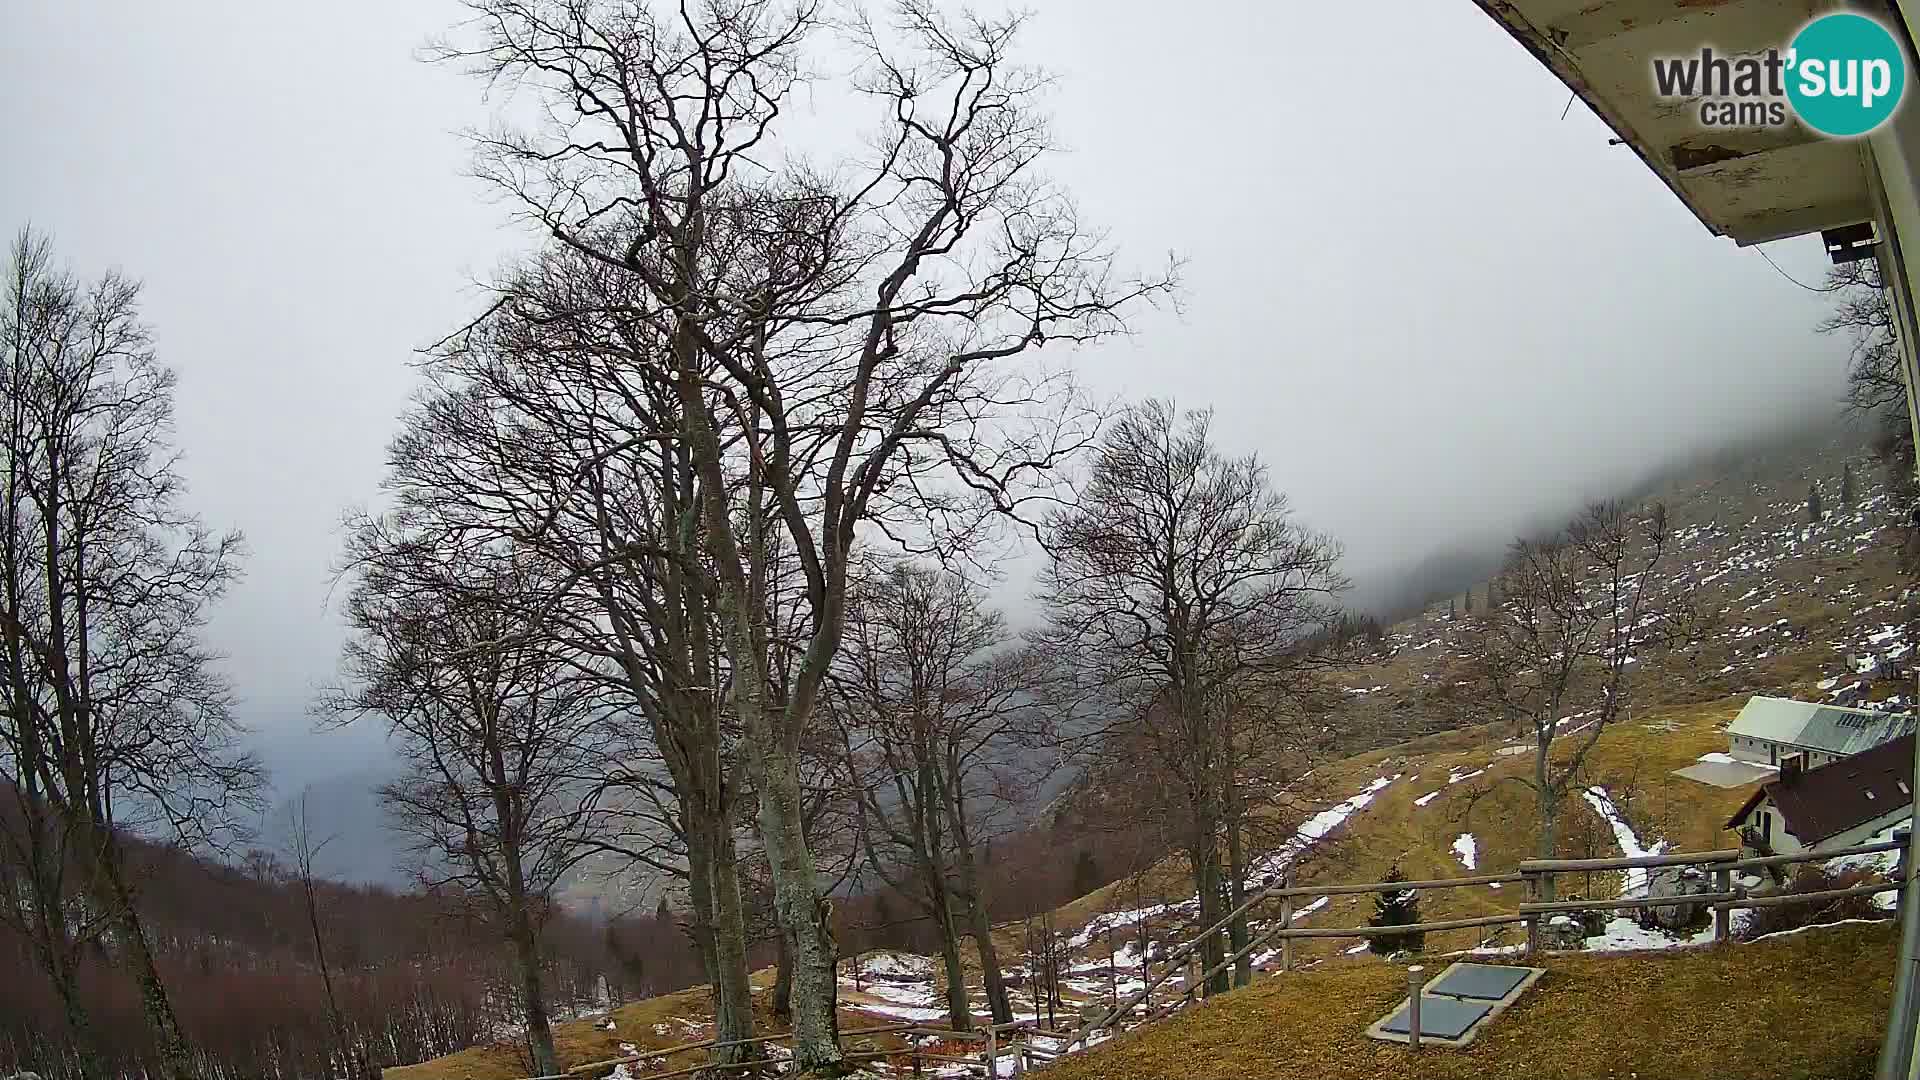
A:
[1726,695,1916,755]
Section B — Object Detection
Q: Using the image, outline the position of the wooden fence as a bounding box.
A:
[500,836,1908,1079]
[511,1017,1076,1080]
[1062,835,1908,1050]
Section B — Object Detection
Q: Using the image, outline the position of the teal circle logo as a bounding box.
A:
[1786,13,1907,137]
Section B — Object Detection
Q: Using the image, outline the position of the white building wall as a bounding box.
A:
[1728,734,1777,767]
[1731,795,1805,857]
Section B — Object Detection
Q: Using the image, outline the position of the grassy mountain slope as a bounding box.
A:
[392,422,1911,1078]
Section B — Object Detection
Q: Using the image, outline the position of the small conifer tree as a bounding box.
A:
[1368,866,1425,956]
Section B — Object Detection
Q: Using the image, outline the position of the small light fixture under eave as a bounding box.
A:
[1823,221,1879,264]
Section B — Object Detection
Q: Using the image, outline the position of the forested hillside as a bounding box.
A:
[0,812,706,1080]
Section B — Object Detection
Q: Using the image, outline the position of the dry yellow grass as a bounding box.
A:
[382,979,919,1080]
[393,692,1814,1079]
[1052,693,1770,963]
[1042,921,1896,1080]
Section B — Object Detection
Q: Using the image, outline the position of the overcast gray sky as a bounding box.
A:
[1,1,1852,794]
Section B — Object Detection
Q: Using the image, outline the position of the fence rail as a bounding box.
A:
[492,836,1907,1080]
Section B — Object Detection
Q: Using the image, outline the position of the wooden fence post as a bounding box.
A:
[1523,870,1541,958]
[1279,885,1294,973]
[1406,965,1425,1053]
[1713,867,1732,942]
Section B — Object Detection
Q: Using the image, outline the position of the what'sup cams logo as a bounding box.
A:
[1651,12,1909,137]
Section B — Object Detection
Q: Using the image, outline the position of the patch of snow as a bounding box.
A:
[1064,903,1189,950]
[1451,833,1478,871]
[1413,790,1440,807]
[854,951,935,980]
[861,981,937,1007]
[1694,752,1739,765]
[851,1001,956,1023]
[1247,775,1401,884]
[1343,941,1370,954]
[1446,766,1485,785]
[1745,917,1891,944]
[1581,786,1668,896]
[1583,917,1716,952]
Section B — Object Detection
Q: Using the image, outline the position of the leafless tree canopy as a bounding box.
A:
[1037,400,1346,995]
[1822,259,1913,473]
[1464,500,1694,887]
[0,227,259,1080]
[413,1,1171,1065]
[832,560,1045,1026]
[325,534,614,1077]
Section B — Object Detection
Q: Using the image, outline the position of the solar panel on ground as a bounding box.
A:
[1424,963,1531,1001]
[1376,996,1491,1040]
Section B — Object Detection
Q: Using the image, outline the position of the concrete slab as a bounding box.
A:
[1673,760,1777,788]
[1364,962,1546,1049]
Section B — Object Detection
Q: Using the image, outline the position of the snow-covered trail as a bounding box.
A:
[1246,773,1402,886]
[1580,786,1667,896]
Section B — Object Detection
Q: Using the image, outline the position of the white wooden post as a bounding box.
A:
[1407,965,1425,1053]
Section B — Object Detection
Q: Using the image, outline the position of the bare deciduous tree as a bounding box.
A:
[1822,259,1914,473]
[0,227,260,1080]
[833,561,1039,1027]
[431,2,1171,1065]
[1037,400,1345,994]
[326,543,609,1078]
[1464,500,1692,897]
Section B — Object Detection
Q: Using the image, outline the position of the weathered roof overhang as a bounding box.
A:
[1472,0,1873,245]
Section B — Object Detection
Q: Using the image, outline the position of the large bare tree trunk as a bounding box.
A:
[685,806,756,1064]
[1225,813,1251,989]
[774,931,794,1018]
[743,726,841,1067]
[1535,746,1559,902]
[88,832,195,1080]
[498,816,559,1080]
[706,827,756,1061]
[674,320,842,1071]
[954,852,1014,1025]
[936,907,970,1032]
[1189,823,1229,998]
[507,898,559,1078]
